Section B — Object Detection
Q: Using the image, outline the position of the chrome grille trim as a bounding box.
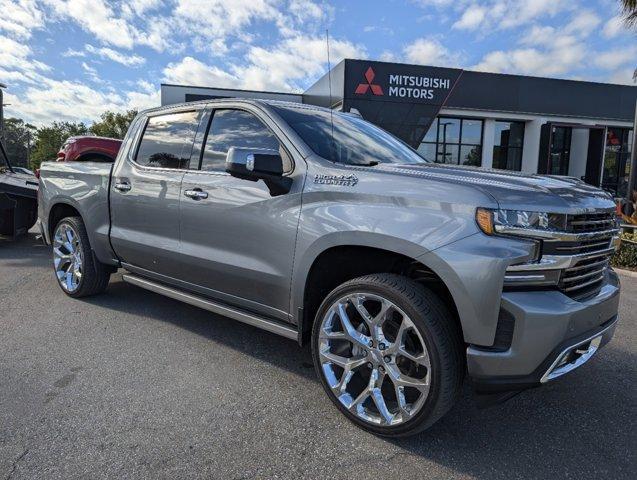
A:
[505,209,617,300]
[566,211,617,233]
[561,274,605,293]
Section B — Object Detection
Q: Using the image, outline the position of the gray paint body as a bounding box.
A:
[38,99,620,383]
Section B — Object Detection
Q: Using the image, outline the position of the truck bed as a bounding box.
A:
[38,161,115,262]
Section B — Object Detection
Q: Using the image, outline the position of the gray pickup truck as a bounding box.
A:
[38,99,621,437]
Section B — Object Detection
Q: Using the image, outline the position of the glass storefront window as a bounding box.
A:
[602,127,633,197]
[461,120,482,145]
[549,126,572,176]
[419,117,483,165]
[492,121,525,170]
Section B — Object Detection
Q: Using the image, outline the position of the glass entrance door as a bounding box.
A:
[549,126,572,176]
[602,128,633,197]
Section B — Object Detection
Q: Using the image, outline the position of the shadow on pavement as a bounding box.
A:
[85,277,317,381]
[87,276,635,478]
[9,236,635,478]
[0,232,50,268]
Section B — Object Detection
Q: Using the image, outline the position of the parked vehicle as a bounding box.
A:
[37,100,621,437]
[10,166,34,175]
[57,136,122,163]
[0,140,38,236]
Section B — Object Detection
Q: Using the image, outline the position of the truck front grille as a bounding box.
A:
[566,211,617,232]
[558,251,611,300]
[547,211,617,300]
[542,236,613,255]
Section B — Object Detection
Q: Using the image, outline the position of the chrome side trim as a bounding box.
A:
[540,319,617,383]
[122,274,298,340]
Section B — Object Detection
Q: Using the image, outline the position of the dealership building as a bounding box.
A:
[161,59,637,198]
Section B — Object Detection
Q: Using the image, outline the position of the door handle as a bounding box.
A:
[114,181,131,192]
[184,189,208,200]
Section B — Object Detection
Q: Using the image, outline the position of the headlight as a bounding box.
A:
[476,208,566,236]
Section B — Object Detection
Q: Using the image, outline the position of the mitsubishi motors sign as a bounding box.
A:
[346,60,462,105]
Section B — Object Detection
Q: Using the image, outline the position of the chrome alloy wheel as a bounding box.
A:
[53,223,83,293]
[318,293,431,426]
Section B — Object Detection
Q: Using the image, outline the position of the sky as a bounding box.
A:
[1,0,635,126]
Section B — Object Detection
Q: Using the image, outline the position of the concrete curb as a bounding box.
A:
[615,268,637,278]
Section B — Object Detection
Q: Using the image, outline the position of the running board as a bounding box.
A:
[122,274,298,341]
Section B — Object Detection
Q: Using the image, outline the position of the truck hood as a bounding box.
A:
[378,162,615,213]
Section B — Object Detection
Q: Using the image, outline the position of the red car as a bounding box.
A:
[57,136,122,163]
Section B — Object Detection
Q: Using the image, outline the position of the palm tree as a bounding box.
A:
[622,0,637,28]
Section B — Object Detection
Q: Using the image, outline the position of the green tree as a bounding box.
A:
[622,0,637,27]
[30,121,88,169]
[2,118,36,168]
[89,109,137,139]
[619,1,637,82]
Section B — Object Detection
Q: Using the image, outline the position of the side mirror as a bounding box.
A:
[225,147,292,196]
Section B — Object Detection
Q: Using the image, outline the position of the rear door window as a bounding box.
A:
[135,110,201,169]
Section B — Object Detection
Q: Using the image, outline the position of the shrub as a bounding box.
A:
[611,232,637,270]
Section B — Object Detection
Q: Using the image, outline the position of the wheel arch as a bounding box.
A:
[295,241,464,347]
[48,202,81,239]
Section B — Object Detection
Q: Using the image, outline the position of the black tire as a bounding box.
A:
[53,216,111,298]
[311,273,464,437]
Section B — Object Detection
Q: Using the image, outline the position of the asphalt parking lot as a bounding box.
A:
[1,232,635,479]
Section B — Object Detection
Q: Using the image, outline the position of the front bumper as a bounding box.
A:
[468,269,620,392]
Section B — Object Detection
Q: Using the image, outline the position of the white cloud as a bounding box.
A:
[403,38,459,67]
[564,10,601,36]
[163,35,364,92]
[0,36,50,85]
[5,79,123,125]
[5,77,160,126]
[234,35,365,91]
[602,15,624,39]
[0,0,44,39]
[45,0,137,49]
[85,44,146,67]
[121,0,163,18]
[173,0,280,45]
[594,46,637,71]
[498,0,569,29]
[163,57,240,88]
[608,68,637,86]
[452,6,487,30]
[446,0,571,32]
[81,62,97,75]
[289,0,325,23]
[125,80,161,111]
[473,40,587,77]
[62,48,86,58]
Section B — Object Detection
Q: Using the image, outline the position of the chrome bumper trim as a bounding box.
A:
[540,318,617,383]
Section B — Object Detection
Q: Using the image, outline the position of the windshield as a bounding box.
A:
[271,105,427,166]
